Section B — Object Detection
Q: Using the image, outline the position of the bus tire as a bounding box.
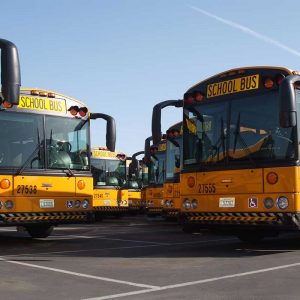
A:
[26,224,54,238]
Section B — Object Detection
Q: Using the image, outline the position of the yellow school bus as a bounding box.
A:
[180,66,300,241]
[151,100,183,220]
[127,151,146,213]
[0,85,96,238]
[162,123,182,219]
[91,148,128,219]
[144,140,166,216]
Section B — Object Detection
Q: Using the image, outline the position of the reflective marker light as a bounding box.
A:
[77,180,86,190]
[266,172,278,185]
[187,176,195,188]
[0,179,10,189]
[264,77,274,89]
[263,197,274,209]
[276,196,288,210]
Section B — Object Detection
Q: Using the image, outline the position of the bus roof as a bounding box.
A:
[20,88,87,107]
[186,66,298,93]
[4,88,89,117]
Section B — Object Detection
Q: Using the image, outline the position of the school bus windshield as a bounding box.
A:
[148,151,166,185]
[0,112,90,171]
[166,137,182,180]
[91,158,126,187]
[183,90,297,168]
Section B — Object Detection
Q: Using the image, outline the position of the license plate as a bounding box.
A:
[40,199,54,208]
[219,197,235,208]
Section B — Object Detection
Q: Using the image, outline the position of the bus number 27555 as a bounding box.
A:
[198,183,216,194]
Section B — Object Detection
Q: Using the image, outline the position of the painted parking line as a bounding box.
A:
[0,257,158,289]
[83,262,300,300]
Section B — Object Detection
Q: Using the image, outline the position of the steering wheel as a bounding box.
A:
[56,141,72,152]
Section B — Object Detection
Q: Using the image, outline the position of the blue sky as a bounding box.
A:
[2,0,300,155]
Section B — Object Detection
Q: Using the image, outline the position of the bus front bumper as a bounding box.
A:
[0,211,92,226]
[179,211,300,232]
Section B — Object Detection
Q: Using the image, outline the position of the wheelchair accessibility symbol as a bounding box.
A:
[248,198,258,208]
[67,200,74,209]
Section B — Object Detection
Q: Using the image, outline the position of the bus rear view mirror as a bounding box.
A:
[279,75,299,128]
[0,39,21,105]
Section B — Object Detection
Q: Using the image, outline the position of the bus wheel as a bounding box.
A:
[237,231,264,243]
[26,225,54,238]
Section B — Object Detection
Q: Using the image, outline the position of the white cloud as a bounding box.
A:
[190,6,300,57]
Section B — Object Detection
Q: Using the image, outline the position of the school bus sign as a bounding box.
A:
[18,96,67,113]
[207,74,259,98]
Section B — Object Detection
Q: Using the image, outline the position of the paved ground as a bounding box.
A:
[1,216,300,299]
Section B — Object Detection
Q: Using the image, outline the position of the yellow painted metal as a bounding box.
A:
[128,190,142,208]
[93,188,119,207]
[0,175,93,214]
[163,182,181,211]
[181,166,300,214]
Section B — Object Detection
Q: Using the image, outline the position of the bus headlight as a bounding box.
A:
[170,200,174,207]
[183,199,191,210]
[5,200,14,210]
[263,197,274,209]
[191,199,198,209]
[276,196,288,210]
[165,200,170,207]
[82,199,89,209]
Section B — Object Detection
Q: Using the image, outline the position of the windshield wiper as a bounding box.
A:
[231,113,256,167]
[16,129,43,176]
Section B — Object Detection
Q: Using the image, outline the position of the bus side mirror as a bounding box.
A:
[279,111,296,128]
[279,75,300,128]
[0,39,21,105]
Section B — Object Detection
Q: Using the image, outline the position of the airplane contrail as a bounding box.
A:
[190,6,300,57]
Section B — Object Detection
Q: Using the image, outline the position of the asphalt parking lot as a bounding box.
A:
[1,216,300,300]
